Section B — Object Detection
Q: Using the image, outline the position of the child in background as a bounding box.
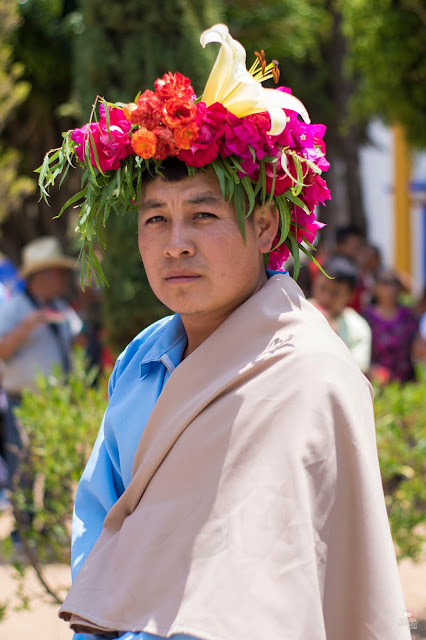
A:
[311,257,372,374]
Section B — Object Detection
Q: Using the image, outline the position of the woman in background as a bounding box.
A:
[363,268,418,383]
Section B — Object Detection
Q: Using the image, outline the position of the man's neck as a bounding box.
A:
[181,272,268,359]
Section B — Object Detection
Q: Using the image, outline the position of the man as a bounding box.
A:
[38,24,409,640]
[310,257,372,373]
[0,236,82,484]
[58,162,408,640]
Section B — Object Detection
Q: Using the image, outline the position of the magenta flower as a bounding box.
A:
[72,104,133,172]
[178,102,228,167]
[268,244,291,271]
[292,207,326,244]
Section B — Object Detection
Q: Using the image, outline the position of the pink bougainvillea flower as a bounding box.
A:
[221,115,262,160]
[291,207,326,244]
[268,243,291,271]
[72,104,133,172]
[302,175,331,211]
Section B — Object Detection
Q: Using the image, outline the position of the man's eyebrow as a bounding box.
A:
[184,193,224,206]
[139,199,166,214]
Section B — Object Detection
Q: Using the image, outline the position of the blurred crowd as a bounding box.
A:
[291,224,426,384]
[0,229,425,535]
[0,236,109,526]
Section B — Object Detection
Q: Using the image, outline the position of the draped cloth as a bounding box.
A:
[60,274,410,640]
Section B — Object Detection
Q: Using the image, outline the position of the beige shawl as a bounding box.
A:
[60,274,410,639]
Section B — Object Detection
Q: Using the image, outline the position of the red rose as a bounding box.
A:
[177,102,227,167]
[131,127,157,159]
[162,96,197,129]
[154,72,194,100]
[124,90,163,130]
[153,126,178,160]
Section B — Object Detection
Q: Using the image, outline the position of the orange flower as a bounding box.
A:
[123,102,138,122]
[173,121,199,150]
[131,128,157,159]
[162,96,197,129]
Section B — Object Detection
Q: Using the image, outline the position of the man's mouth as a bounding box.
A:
[164,271,201,284]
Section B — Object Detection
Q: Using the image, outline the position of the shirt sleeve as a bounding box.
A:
[71,411,124,579]
[0,296,27,338]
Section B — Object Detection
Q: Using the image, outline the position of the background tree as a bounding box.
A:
[224,0,367,241]
[73,0,222,351]
[0,0,79,264]
[341,0,426,147]
[0,0,33,246]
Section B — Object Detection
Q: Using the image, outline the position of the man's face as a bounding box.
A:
[30,268,70,300]
[338,234,364,261]
[138,171,276,322]
[312,273,352,318]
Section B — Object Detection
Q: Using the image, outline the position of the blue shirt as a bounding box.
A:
[73,313,200,640]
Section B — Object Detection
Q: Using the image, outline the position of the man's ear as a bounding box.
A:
[254,203,280,254]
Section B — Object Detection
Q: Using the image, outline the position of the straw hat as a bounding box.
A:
[20,236,76,279]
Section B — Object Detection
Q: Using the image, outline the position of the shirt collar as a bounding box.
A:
[139,313,187,377]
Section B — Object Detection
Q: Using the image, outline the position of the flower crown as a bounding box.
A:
[38,24,330,285]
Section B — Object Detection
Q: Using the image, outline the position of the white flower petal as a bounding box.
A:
[264,107,288,136]
[200,24,310,136]
[262,88,310,125]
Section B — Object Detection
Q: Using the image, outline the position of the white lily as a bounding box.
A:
[200,24,310,136]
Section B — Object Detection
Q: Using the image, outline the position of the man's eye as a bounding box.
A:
[195,212,216,219]
[146,215,165,224]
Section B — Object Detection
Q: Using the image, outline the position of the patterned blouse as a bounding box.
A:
[362,305,418,383]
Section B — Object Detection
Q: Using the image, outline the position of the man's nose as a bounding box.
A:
[163,222,195,258]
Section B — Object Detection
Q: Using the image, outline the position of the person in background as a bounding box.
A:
[310,257,372,374]
[357,243,382,308]
[0,236,82,489]
[362,268,419,384]
[333,224,365,312]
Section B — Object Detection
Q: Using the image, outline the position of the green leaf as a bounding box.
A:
[211,161,226,200]
[292,155,304,197]
[299,243,331,278]
[288,232,300,279]
[102,98,111,139]
[274,195,291,247]
[55,188,88,219]
[241,175,255,217]
[233,182,246,242]
[89,131,104,176]
[285,191,310,214]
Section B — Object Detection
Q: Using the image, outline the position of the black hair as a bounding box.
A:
[335,224,364,246]
[142,156,261,217]
[143,157,196,183]
[323,257,358,292]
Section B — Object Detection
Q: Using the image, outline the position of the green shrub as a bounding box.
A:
[374,378,426,562]
[11,348,108,567]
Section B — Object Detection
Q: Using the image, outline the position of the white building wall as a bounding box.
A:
[360,120,426,295]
